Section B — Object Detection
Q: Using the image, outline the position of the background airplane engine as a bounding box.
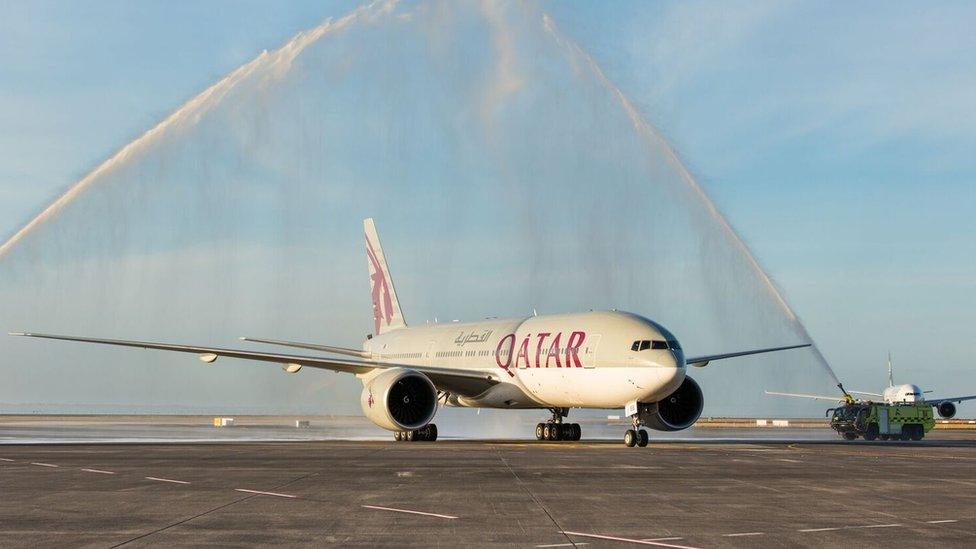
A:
[938,402,957,419]
[360,368,437,431]
[645,376,704,431]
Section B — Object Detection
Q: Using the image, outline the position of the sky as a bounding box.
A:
[0,0,974,415]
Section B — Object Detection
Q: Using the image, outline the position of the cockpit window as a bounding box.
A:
[640,341,651,351]
[651,340,668,350]
[633,340,677,351]
[631,341,640,351]
[667,340,682,351]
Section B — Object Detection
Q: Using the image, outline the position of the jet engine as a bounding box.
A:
[360,368,437,431]
[645,376,704,431]
[938,402,957,419]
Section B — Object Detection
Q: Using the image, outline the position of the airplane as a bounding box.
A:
[766,353,976,419]
[10,218,812,447]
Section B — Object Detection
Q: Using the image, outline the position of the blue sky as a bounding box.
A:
[1,1,974,412]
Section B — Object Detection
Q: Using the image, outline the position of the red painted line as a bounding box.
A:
[561,531,703,548]
[361,505,459,520]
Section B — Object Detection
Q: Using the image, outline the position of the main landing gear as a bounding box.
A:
[393,423,437,442]
[535,408,581,442]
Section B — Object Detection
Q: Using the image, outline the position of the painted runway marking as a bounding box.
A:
[926,520,957,524]
[777,458,801,463]
[361,504,459,520]
[536,543,589,548]
[561,532,702,548]
[145,476,190,485]
[856,524,902,529]
[0,458,15,462]
[641,538,684,542]
[31,462,59,468]
[81,468,115,475]
[235,488,296,499]
[799,527,841,532]
[724,532,764,537]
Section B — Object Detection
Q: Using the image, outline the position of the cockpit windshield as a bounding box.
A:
[631,339,682,352]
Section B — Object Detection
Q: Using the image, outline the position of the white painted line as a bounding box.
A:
[31,462,59,468]
[799,527,841,532]
[926,520,957,524]
[641,538,684,542]
[777,458,801,463]
[857,524,902,529]
[0,458,15,462]
[235,488,297,499]
[81,468,115,475]
[724,532,764,537]
[361,504,459,520]
[145,476,190,485]
[561,532,703,549]
[536,544,589,548]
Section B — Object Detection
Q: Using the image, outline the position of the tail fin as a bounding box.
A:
[887,352,894,387]
[364,218,406,335]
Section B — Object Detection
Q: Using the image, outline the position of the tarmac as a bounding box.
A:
[1,421,975,547]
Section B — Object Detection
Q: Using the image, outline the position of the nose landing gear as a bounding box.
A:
[535,408,581,442]
[624,407,650,448]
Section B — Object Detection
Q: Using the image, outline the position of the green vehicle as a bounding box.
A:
[827,402,934,441]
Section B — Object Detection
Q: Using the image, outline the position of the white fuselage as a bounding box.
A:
[362,310,685,409]
[883,383,925,405]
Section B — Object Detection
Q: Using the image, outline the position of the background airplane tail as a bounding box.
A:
[364,218,406,335]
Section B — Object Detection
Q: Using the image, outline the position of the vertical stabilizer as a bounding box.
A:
[887,352,894,387]
[364,218,406,335]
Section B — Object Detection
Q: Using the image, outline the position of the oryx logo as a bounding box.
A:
[366,234,393,334]
[367,390,375,408]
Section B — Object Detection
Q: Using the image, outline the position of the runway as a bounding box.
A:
[2,431,975,547]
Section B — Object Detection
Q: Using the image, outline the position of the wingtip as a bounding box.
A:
[8,331,28,336]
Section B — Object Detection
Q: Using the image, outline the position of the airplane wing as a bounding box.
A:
[239,336,371,359]
[685,344,811,367]
[925,395,976,406]
[8,332,499,397]
[848,390,884,398]
[765,390,846,402]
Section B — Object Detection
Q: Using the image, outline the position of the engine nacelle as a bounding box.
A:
[938,402,957,419]
[360,368,437,431]
[645,376,704,432]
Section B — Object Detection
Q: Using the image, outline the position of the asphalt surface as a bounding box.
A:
[2,432,975,547]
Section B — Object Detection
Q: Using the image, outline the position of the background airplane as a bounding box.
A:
[767,354,976,419]
[12,218,810,447]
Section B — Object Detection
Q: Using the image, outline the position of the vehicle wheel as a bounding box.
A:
[842,432,857,441]
[879,434,890,441]
[535,423,545,440]
[550,424,562,441]
[560,423,573,440]
[624,429,637,447]
[637,430,649,447]
[572,423,582,441]
[394,431,402,442]
[426,423,438,442]
[864,423,879,441]
[405,430,415,442]
[910,424,923,441]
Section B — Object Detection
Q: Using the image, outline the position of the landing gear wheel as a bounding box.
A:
[560,423,575,440]
[394,431,403,442]
[542,424,552,440]
[535,423,545,440]
[425,423,438,442]
[548,424,561,441]
[637,430,649,447]
[864,423,879,441]
[572,423,582,441]
[842,432,857,441]
[624,429,637,447]
[405,430,415,442]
